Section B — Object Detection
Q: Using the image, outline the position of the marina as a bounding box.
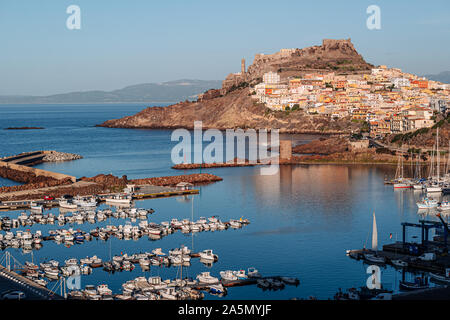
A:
[2,104,450,300]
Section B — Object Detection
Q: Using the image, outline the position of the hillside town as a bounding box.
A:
[251,66,450,137]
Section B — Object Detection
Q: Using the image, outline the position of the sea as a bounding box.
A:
[0,103,446,299]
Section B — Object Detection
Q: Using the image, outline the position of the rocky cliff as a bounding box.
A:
[99,39,372,133]
[99,88,360,133]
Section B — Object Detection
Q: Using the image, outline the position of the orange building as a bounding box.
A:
[411,80,428,89]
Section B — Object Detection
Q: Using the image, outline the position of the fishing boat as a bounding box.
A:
[105,194,132,204]
[416,198,439,209]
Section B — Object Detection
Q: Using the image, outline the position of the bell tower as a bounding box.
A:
[241,58,246,75]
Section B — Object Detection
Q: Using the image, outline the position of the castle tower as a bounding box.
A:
[241,58,246,75]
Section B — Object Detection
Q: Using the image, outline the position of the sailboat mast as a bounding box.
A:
[437,127,440,181]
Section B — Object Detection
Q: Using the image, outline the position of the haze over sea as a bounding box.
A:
[0,104,444,299]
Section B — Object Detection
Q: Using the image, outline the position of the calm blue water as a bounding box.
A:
[0,104,445,299]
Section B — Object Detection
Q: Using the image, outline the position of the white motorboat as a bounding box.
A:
[147,228,161,236]
[139,257,150,267]
[159,288,178,300]
[413,184,424,190]
[84,285,97,297]
[426,185,442,193]
[169,255,182,265]
[44,267,59,278]
[30,203,43,212]
[416,198,439,209]
[78,199,97,207]
[97,284,112,296]
[220,270,238,281]
[105,194,132,204]
[233,269,248,280]
[196,272,219,284]
[229,219,242,228]
[152,248,166,256]
[438,201,450,211]
[199,249,218,261]
[65,258,78,266]
[59,200,78,209]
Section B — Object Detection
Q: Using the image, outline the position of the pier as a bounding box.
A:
[0,253,63,300]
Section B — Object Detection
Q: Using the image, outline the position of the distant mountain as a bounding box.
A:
[424,71,450,84]
[0,79,222,104]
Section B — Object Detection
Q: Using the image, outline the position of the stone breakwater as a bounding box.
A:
[42,151,83,162]
[0,165,72,186]
[130,173,223,186]
[0,173,223,201]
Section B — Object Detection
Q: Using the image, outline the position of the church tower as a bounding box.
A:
[241,58,246,75]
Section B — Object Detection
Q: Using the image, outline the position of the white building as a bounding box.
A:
[392,78,410,88]
[263,72,281,84]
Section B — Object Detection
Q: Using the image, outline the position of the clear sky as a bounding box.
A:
[1,0,449,95]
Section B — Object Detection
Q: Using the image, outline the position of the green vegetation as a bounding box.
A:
[291,104,300,111]
[360,121,370,133]
[229,81,249,92]
[391,127,431,144]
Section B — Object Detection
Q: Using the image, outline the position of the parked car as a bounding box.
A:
[44,196,54,201]
[2,290,26,300]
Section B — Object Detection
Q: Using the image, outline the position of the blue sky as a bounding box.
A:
[0,0,449,95]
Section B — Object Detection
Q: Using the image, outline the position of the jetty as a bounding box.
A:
[0,252,63,300]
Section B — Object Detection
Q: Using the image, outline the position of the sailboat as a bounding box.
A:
[364,212,386,264]
[393,154,412,189]
[426,128,442,193]
[412,153,425,189]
